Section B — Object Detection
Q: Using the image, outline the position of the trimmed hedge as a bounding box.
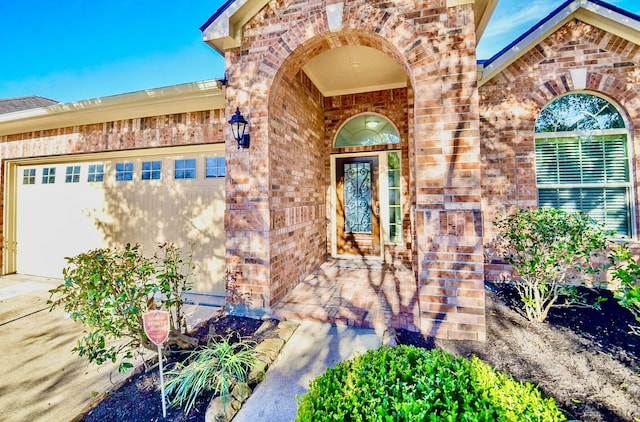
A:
[295,346,565,421]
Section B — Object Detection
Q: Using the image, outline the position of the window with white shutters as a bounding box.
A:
[535,93,632,237]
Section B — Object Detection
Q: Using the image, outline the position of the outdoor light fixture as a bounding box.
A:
[229,107,250,149]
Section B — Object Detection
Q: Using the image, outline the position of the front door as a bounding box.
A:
[335,156,381,256]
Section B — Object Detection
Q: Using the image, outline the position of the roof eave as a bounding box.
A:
[200,0,271,54]
[0,80,225,137]
[473,0,500,40]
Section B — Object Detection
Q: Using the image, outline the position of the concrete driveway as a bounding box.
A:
[0,274,128,422]
[0,274,218,422]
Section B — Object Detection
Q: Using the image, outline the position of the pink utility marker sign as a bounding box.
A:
[143,310,170,345]
[142,309,171,417]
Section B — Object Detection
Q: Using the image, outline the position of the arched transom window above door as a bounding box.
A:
[534,93,633,237]
[334,113,400,147]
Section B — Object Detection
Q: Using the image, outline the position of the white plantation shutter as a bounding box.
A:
[535,94,632,236]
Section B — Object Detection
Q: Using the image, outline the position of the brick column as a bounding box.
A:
[223,50,273,316]
[416,210,486,341]
[411,2,486,341]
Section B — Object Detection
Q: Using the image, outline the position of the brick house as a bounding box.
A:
[0,0,638,341]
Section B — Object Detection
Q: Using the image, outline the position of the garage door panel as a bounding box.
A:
[184,185,225,294]
[14,151,226,296]
[17,165,108,278]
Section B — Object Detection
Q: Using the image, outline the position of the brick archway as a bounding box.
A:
[224,1,486,341]
[224,1,421,311]
[529,72,640,123]
[265,28,415,310]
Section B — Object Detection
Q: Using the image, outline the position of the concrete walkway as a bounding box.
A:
[233,321,382,422]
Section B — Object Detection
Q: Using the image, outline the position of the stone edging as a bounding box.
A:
[73,319,299,422]
[204,319,299,422]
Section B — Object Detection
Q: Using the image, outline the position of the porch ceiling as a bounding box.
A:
[301,45,407,97]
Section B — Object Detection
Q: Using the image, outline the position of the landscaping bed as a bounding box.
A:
[79,284,640,422]
[434,284,640,422]
[78,314,286,422]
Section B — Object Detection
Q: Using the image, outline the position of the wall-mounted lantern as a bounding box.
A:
[229,107,250,149]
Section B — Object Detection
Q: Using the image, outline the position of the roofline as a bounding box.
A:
[199,0,235,33]
[478,0,640,86]
[202,0,499,53]
[200,0,271,54]
[0,95,59,104]
[482,0,573,69]
[0,80,225,137]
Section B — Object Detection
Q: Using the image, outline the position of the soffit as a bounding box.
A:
[0,80,225,137]
[201,0,271,54]
[302,46,407,97]
[479,0,640,87]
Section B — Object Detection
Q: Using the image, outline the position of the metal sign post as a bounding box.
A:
[143,310,171,418]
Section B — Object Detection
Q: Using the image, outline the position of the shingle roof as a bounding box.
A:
[0,96,59,115]
[199,0,235,32]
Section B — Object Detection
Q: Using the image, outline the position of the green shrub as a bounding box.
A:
[164,336,258,415]
[295,346,565,422]
[48,242,194,372]
[610,246,640,336]
[491,208,613,322]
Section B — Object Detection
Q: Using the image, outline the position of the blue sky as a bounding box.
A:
[477,0,640,58]
[1,0,639,104]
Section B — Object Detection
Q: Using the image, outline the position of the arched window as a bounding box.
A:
[535,93,632,236]
[334,113,400,147]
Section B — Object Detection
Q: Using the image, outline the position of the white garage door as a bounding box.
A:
[12,146,226,297]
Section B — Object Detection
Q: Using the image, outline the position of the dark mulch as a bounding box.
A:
[431,283,640,422]
[80,315,280,422]
[82,284,640,422]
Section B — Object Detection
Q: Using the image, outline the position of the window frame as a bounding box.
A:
[42,167,56,184]
[65,165,81,183]
[387,151,402,244]
[334,113,401,148]
[174,158,197,180]
[141,160,162,181]
[534,93,635,238]
[87,164,105,183]
[205,157,226,178]
[115,162,134,182]
[23,168,36,185]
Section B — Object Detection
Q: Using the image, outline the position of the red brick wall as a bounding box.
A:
[1,111,225,152]
[224,0,486,340]
[223,65,328,312]
[480,20,640,282]
[410,5,486,341]
[0,110,226,272]
[269,71,327,304]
